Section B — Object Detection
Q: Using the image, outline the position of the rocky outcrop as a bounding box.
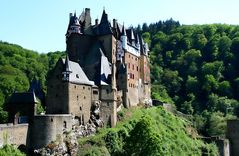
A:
[33,122,98,156]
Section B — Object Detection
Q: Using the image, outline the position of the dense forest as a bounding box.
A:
[1,20,239,138]
[137,20,239,136]
[0,41,64,123]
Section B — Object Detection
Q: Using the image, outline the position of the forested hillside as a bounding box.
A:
[0,41,64,123]
[1,20,239,137]
[138,19,239,136]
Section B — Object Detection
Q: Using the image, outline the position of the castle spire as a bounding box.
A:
[66,12,82,36]
[130,28,135,40]
[65,54,72,72]
[121,23,126,36]
[121,23,127,49]
[100,8,108,23]
[62,54,72,81]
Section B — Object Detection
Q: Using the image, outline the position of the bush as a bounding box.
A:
[0,144,25,156]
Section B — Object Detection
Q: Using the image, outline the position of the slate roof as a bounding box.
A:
[8,92,38,105]
[93,9,113,36]
[100,54,112,85]
[62,58,94,86]
[83,41,112,85]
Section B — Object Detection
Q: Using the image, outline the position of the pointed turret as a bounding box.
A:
[130,28,135,46]
[66,12,82,37]
[65,55,72,73]
[121,24,127,49]
[96,9,112,35]
[121,24,126,36]
[136,34,140,50]
[100,9,108,24]
[62,55,72,81]
[139,36,145,55]
[130,28,135,40]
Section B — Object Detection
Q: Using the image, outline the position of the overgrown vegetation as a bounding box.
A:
[0,144,25,156]
[137,20,239,136]
[78,106,219,156]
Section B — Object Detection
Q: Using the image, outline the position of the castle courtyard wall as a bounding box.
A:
[0,123,28,147]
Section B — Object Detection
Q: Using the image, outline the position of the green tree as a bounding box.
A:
[124,115,162,156]
[201,61,224,80]
[202,75,218,93]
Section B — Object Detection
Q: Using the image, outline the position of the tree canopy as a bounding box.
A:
[138,21,239,136]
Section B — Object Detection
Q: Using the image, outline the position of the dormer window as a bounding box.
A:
[62,72,70,81]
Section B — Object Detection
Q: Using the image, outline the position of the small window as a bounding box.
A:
[88,87,90,90]
[80,106,82,111]
[74,85,76,89]
[63,121,67,128]
[106,89,109,94]
[76,74,79,78]
[83,86,85,90]
[93,90,98,94]
[84,96,86,99]
[51,118,53,122]
[137,66,138,71]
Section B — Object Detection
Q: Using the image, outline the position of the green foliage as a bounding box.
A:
[0,107,8,123]
[0,144,25,156]
[139,22,239,136]
[0,41,64,123]
[78,107,219,156]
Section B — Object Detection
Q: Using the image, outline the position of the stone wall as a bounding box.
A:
[67,34,94,64]
[215,139,230,156]
[100,85,117,127]
[68,83,92,124]
[227,119,239,156]
[29,114,72,150]
[0,123,28,147]
[98,35,115,63]
[46,60,69,114]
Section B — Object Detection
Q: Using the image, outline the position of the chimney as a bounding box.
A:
[84,8,91,26]
[85,8,90,15]
[69,13,73,19]
[95,19,99,25]
[113,19,117,28]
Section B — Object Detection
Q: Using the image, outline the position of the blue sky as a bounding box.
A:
[0,0,239,53]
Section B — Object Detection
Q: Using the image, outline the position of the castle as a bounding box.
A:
[46,8,151,127]
[1,8,151,150]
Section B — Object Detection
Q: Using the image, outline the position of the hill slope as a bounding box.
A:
[77,106,218,156]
